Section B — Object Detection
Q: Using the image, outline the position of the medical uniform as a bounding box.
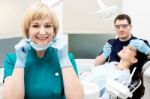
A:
[4,47,65,99]
[103,36,148,62]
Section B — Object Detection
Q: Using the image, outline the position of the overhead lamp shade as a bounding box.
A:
[95,0,118,20]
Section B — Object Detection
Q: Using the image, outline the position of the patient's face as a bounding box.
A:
[118,45,137,60]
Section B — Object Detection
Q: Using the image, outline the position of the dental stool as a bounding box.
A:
[105,67,141,99]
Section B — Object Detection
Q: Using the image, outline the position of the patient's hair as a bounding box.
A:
[129,51,147,99]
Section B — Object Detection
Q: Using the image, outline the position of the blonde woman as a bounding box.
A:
[3,2,83,99]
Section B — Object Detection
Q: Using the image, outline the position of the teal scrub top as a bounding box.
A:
[68,52,78,76]
[4,47,66,99]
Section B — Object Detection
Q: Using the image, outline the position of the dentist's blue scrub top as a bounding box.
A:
[4,47,65,99]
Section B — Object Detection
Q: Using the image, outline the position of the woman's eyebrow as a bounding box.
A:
[45,22,52,24]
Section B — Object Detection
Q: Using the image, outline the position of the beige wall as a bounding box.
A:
[122,0,150,43]
[0,0,40,39]
[64,0,122,34]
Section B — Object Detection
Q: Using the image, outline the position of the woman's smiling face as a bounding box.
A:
[29,17,55,46]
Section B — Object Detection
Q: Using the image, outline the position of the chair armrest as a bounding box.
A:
[142,61,150,77]
[142,61,150,72]
[128,80,141,93]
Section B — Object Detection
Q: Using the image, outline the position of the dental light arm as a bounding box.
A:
[42,0,63,8]
[97,0,107,9]
[50,0,63,8]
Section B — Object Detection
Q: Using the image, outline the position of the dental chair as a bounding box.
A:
[105,60,150,99]
[104,59,138,99]
[142,61,150,99]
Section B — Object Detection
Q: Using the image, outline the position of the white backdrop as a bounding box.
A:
[122,0,150,43]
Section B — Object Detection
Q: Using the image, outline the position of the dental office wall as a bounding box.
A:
[122,0,150,43]
[0,0,40,39]
[0,38,21,67]
[64,0,121,34]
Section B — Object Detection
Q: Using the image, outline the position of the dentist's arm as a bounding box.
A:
[95,42,112,66]
[95,54,106,66]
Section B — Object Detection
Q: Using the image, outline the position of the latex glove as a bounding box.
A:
[52,39,72,68]
[15,39,31,68]
[129,39,150,55]
[102,42,112,59]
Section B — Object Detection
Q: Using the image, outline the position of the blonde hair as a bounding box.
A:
[22,2,59,38]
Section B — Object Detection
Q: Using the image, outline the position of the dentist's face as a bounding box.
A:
[29,17,55,46]
[115,19,132,41]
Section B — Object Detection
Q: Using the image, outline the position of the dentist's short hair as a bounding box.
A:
[114,14,131,25]
[22,2,59,38]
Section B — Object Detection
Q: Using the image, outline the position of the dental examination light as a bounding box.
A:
[42,0,63,8]
[95,0,118,20]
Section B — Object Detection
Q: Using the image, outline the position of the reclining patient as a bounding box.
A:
[80,45,147,99]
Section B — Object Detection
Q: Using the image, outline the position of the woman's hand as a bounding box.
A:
[15,39,30,68]
[57,44,72,68]
[52,39,72,68]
